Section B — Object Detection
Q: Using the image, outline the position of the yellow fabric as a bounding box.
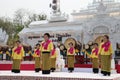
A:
[12,59,21,69]
[0,51,2,54]
[35,57,41,68]
[67,47,75,55]
[50,58,56,68]
[92,58,99,68]
[28,51,32,55]
[90,48,98,58]
[51,50,57,58]
[101,55,111,72]
[33,49,41,57]
[42,53,50,70]
[67,55,74,68]
[40,40,53,52]
[12,46,25,59]
[82,49,91,58]
[75,49,79,53]
[6,51,11,56]
[99,43,113,55]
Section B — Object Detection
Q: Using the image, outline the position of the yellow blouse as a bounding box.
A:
[67,47,75,55]
[40,40,53,52]
[12,46,25,59]
[91,48,99,58]
[99,43,113,55]
[51,50,57,58]
[33,49,41,57]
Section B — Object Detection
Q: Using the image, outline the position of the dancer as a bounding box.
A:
[91,43,99,74]
[33,44,41,72]
[11,40,24,73]
[67,42,75,73]
[40,33,53,74]
[50,45,57,72]
[99,35,113,76]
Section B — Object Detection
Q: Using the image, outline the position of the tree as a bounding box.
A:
[13,8,30,27]
[13,9,47,27]
[0,8,47,46]
[38,14,47,21]
[0,17,15,45]
[24,13,47,27]
[0,17,15,34]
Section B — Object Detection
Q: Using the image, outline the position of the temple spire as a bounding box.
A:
[48,0,68,22]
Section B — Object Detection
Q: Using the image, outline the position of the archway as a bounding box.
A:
[93,26,109,34]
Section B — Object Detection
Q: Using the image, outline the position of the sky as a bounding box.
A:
[0,0,93,18]
[0,0,120,18]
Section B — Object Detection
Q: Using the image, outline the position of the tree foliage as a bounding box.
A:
[0,8,47,46]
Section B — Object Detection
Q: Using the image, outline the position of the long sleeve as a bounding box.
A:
[50,42,54,51]
[12,46,25,59]
[12,48,15,58]
[109,44,113,55]
[99,42,113,55]
[98,43,102,55]
[21,47,25,58]
[90,48,99,58]
[32,50,35,57]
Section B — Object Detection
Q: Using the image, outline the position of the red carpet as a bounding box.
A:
[0,64,35,70]
[116,65,120,73]
[0,64,92,70]
[0,64,120,73]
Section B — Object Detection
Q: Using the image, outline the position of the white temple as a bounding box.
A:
[19,0,120,49]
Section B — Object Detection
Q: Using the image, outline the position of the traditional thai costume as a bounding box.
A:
[91,48,99,73]
[67,47,75,72]
[99,41,113,76]
[40,40,53,74]
[33,48,41,72]
[12,45,24,73]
